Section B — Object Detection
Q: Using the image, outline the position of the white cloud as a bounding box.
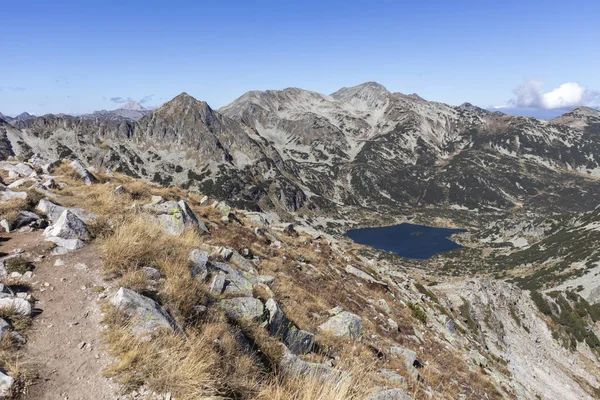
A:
[504,79,600,110]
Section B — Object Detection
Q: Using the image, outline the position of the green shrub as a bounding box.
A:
[408,302,427,323]
[530,291,552,316]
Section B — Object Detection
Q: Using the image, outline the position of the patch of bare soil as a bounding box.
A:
[1,231,119,400]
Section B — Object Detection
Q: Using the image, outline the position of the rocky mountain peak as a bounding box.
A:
[119,101,145,111]
[562,106,600,118]
[152,92,214,120]
[14,112,36,121]
[330,81,391,106]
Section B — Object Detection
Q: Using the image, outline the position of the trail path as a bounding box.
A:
[0,231,119,400]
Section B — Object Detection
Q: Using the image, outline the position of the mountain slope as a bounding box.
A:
[4,83,600,227]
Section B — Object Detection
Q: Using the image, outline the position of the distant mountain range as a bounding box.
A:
[2,82,600,227]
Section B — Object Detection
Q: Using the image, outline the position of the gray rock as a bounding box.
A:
[114,185,125,194]
[142,267,162,280]
[209,273,226,295]
[318,311,362,339]
[345,265,387,286]
[390,346,419,381]
[265,299,314,354]
[36,199,97,223]
[378,369,408,388]
[328,306,344,316]
[44,210,89,240]
[0,297,32,316]
[469,350,488,367]
[257,275,276,286]
[368,388,412,400]
[42,178,57,189]
[0,220,10,233]
[0,319,10,338]
[0,284,14,298]
[41,159,61,174]
[280,346,347,383]
[377,299,391,314]
[7,178,35,189]
[111,287,180,335]
[218,297,264,322]
[0,370,14,397]
[12,210,40,229]
[390,346,417,366]
[144,200,208,236]
[228,249,257,274]
[70,160,97,185]
[46,236,85,252]
[0,190,27,202]
[188,249,209,279]
[0,162,33,177]
[214,202,231,217]
[209,262,255,297]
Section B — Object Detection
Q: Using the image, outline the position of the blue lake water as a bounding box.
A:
[346,223,466,260]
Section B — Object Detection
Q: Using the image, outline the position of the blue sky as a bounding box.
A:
[1,0,599,118]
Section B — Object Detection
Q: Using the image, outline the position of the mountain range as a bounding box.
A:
[2,82,600,228]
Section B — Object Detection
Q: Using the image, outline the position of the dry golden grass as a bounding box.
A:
[0,198,26,224]
[103,307,265,399]
[256,357,375,400]
[100,214,207,319]
[0,334,34,398]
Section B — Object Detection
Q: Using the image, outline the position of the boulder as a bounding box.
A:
[188,249,209,279]
[12,210,40,229]
[390,346,417,366]
[42,178,57,190]
[378,369,408,388]
[0,162,33,177]
[318,311,362,339]
[0,297,32,316]
[142,267,162,280]
[114,185,125,194]
[368,389,412,400]
[45,236,85,251]
[111,288,180,335]
[265,299,314,354]
[280,346,347,383]
[209,262,254,297]
[345,265,387,286]
[228,249,257,274]
[36,199,97,223]
[41,159,61,174]
[144,200,208,236]
[7,178,35,189]
[0,370,14,397]
[70,160,97,185]
[0,190,27,202]
[218,297,264,322]
[44,210,89,240]
[214,202,231,217]
[390,346,419,381]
